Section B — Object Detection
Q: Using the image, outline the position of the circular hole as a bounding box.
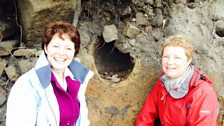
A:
[216,26,224,37]
[94,37,134,83]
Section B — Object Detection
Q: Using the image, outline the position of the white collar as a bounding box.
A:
[51,68,75,90]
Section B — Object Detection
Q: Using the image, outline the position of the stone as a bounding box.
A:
[0,58,7,76]
[0,87,6,106]
[123,22,140,38]
[13,48,38,58]
[17,0,76,47]
[0,40,16,56]
[136,12,147,25]
[102,24,118,43]
[17,58,37,74]
[5,65,19,81]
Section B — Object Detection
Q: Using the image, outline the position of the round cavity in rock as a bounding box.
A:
[216,26,224,37]
[94,38,134,83]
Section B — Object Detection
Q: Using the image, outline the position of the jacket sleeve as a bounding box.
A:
[187,81,218,126]
[136,81,160,126]
[6,75,38,126]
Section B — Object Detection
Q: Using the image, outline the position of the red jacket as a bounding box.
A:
[136,69,218,126]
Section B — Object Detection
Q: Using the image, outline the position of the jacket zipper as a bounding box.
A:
[44,90,58,126]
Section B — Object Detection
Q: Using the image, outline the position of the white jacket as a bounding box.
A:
[6,52,94,126]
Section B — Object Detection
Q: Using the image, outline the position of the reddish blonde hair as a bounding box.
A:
[161,35,194,61]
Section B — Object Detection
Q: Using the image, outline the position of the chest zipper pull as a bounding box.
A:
[161,93,167,100]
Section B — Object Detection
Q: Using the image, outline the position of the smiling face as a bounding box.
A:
[44,33,75,74]
[162,46,192,80]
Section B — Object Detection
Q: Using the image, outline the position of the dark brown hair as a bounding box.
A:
[42,21,80,56]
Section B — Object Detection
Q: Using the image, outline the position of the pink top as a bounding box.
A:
[51,72,81,126]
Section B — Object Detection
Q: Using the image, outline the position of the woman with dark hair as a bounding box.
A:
[6,21,93,126]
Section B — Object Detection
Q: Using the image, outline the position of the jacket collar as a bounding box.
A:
[159,66,213,99]
[160,65,195,99]
[35,51,89,88]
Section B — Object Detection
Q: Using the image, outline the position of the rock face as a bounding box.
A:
[0,0,224,126]
[167,0,224,95]
[78,0,224,125]
[17,0,76,47]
